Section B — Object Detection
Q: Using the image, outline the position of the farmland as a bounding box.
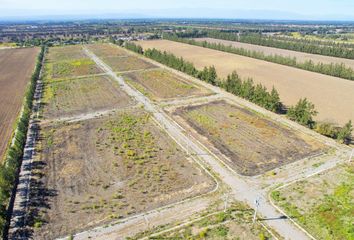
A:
[138,39,354,125]
[0,47,39,161]
[86,43,130,57]
[42,76,133,119]
[123,69,211,100]
[272,163,354,240]
[172,100,325,176]
[196,37,354,69]
[31,111,214,239]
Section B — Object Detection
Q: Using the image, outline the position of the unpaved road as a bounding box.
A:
[83,47,311,240]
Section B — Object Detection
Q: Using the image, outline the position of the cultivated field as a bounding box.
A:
[123,69,211,100]
[0,47,39,161]
[138,40,354,125]
[272,163,353,240]
[196,37,354,69]
[42,76,133,119]
[173,100,325,175]
[31,111,214,239]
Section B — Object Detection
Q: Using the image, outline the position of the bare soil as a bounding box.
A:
[30,110,215,239]
[123,69,211,101]
[197,38,354,69]
[173,100,325,176]
[0,47,39,161]
[138,40,354,125]
[42,75,133,119]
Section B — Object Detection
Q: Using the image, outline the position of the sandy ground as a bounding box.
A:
[0,47,39,161]
[196,38,354,69]
[138,40,354,125]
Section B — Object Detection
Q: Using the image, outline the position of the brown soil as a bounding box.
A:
[42,75,133,119]
[173,100,325,176]
[197,38,354,69]
[30,110,215,239]
[138,40,354,125]
[123,69,211,100]
[0,47,39,161]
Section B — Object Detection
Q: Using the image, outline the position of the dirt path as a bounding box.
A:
[83,46,312,240]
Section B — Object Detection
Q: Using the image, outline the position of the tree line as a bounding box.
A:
[164,34,354,81]
[204,31,354,60]
[124,42,353,143]
[0,45,45,236]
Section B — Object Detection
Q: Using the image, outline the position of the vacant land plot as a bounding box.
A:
[42,75,133,119]
[138,40,354,125]
[173,100,325,175]
[196,38,354,69]
[86,43,129,57]
[45,58,102,79]
[124,69,211,100]
[272,164,353,240]
[132,202,274,240]
[30,110,214,239]
[102,55,155,72]
[46,45,87,62]
[0,47,39,161]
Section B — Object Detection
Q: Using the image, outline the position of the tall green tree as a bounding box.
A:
[287,98,317,128]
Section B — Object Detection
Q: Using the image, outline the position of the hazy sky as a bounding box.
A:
[1,0,354,20]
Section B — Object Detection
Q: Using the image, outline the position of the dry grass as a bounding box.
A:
[31,110,214,239]
[46,45,87,62]
[197,38,354,69]
[173,100,325,176]
[102,55,155,72]
[123,69,211,100]
[138,40,354,125]
[0,47,39,161]
[86,43,130,57]
[42,75,133,119]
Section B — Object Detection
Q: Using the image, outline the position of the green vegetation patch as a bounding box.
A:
[50,58,101,78]
[272,164,354,240]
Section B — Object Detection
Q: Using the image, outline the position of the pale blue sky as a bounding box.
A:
[1,0,354,20]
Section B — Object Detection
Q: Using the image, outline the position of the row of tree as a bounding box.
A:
[165,35,354,80]
[205,31,354,59]
[0,45,45,236]
[124,42,353,143]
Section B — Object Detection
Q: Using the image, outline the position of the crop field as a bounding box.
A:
[30,110,214,239]
[102,55,155,72]
[138,40,354,125]
[173,100,325,176]
[123,69,211,100]
[86,43,130,57]
[272,163,353,240]
[42,76,133,119]
[0,47,39,161]
[132,202,274,240]
[196,38,354,69]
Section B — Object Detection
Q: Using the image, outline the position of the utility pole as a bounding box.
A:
[253,196,261,225]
